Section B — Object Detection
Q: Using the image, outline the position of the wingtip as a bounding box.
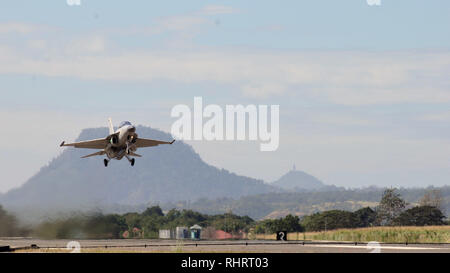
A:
[170,140,176,144]
[60,141,65,147]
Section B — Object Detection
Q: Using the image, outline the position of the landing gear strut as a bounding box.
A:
[104,159,109,167]
[125,155,135,167]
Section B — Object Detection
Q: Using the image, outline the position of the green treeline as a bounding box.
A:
[0,205,29,237]
[0,188,448,239]
[30,207,254,239]
[300,188,446,232]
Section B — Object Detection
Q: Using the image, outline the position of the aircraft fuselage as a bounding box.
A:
[106,123,138,160]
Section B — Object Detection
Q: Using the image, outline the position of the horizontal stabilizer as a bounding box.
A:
[81,151,106,158]
[129,152,142,157]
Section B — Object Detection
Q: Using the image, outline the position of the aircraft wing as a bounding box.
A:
[60,138,109,149]
[134,138,175,148]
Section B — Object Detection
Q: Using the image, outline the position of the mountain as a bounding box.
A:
[0,126,275,213]
[272,168,326,191]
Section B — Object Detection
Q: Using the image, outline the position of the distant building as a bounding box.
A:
[190,225,202,240]
[158,226,204,240]
[176,227,189,239]
[159,229,174,239]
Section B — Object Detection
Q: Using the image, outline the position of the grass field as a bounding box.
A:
[255,226,450,244]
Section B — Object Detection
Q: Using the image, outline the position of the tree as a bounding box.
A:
[254,215,303,234]
[254,219,275,234]
[166,209,181,221]
[123,212,143,230]
[0,205,28,237]
[179,209,208,227]
[301,210,357,232]
[278,214,303,232]
[376,188,406,226]
[394,206,446,226]
[209,214,254,233]
[420,189,444,212]
[142,206,164,217]
[84,214,128,239]
[353,207,377,227]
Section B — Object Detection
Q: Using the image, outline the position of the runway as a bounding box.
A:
[2,238,450,253]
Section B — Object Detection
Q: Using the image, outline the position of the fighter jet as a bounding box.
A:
[60,119,175,167]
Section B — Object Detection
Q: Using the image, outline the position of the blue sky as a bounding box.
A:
[1,0,450,192]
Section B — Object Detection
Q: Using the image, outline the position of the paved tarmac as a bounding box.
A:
[1,238,450,253]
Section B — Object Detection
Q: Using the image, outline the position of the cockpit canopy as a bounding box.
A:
[119,121,132,128]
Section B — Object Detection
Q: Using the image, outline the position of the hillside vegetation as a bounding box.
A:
[163,186,450,219]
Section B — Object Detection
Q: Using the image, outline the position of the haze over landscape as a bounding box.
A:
[1,126,449,222]
[2,1,450,260]
[0,126,274,208]
[1,1,450,195]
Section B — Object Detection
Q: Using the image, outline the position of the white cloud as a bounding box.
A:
[0,22,55,34]
[308,114,373,126]
[27,39,47,50]
[419,111,450,122]
[0,22,39,34]
[315,86,450,105]
[241,83,286,98]
[0,46,448,105]
[155,15,208,33]
[108,5,230,36]
[65,36,106,54]
[198,5,239,15]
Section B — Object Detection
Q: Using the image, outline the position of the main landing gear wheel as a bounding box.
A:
[131,158,135,167]
[104,159,109,167]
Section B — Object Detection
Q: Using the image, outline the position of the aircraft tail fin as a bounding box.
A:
[108,118,114,135]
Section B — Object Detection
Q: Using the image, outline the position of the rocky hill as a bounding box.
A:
[0,126,275,213]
